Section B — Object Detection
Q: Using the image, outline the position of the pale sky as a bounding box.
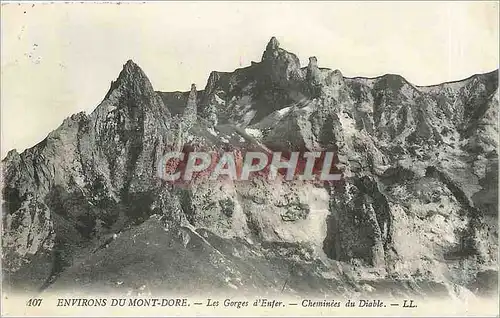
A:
[1,1,499,158]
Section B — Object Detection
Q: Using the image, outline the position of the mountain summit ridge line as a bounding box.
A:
[1,37,498,299]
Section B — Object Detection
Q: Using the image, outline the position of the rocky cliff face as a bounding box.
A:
[2,38,498,298]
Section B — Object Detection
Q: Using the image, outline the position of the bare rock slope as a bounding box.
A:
[2,38,498,298]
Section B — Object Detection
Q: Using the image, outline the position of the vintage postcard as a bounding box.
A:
[1,1,499,316]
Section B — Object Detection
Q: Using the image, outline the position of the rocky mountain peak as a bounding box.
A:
[118,59,148,82]
[265,36,280,51]
[261,36,293,63]
[308,56,318,67]
[1,37,498,301]
[105,59,155,99]
[259,37,302,88]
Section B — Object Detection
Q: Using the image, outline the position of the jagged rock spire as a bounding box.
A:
[307,56,322,97]
[261,36,281,61]
[117,60,150,85]
[199,71,222,128]
[105,59,156,100]
[308,56,318,68]
[177,84,198,148]
[183,83,197,123]
[260,36,302,84]
[266,36,280,50]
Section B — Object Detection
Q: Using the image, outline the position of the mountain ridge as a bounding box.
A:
[2,46,498,161]
[1,37,498,299]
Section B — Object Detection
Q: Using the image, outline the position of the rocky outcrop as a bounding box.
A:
[183,84,198,126]
[2,38,498,298]
[2,60,175,290]
[306,56,322,97]
[261,36,303,85]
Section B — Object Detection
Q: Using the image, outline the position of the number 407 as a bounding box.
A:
[27,298,43,306]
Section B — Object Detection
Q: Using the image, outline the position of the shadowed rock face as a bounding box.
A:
[2,38,498,298]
